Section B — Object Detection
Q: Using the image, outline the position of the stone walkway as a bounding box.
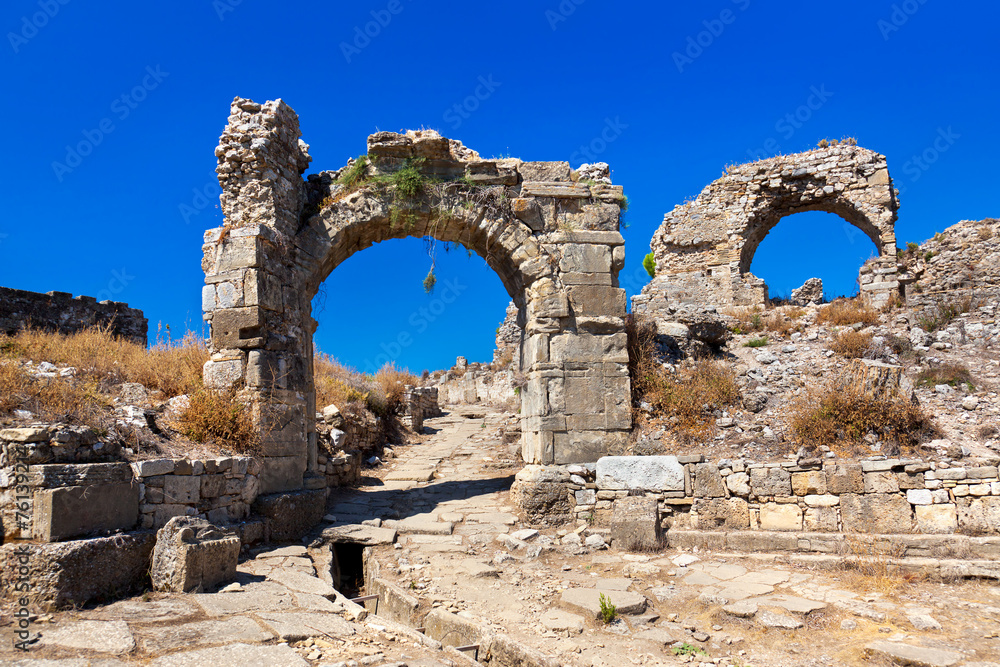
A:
[3,406,999,666]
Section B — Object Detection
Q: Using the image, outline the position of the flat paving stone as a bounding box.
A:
[540,609,585,634]
[457,559,500,578]
[758,610,803,630]
[135,616,273,653]
[256,611,355,642]
[192,582,296,617]
[464,512,517,525]
[594,578,632,591]
[385,468,436,482]
[759,593,827,614]
[683,571,721,586]
[730,569,791,586]
[702,563,748,580]
[268,569,337,599]
[560,588,647,619]
[254,545,307,558]
[635,628,683,646]
[149,642,308,667]
[383,517,454,535]
[41,620,135,654]
[722,600,759,618]
[716,582,775,600]
[322,524,398,545]
[79,599,198,623]
[8,660,127,666]
[865,640,964,667]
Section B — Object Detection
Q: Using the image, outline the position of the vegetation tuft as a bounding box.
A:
[828,329,873,359]
[916,363,975,391]
[598,593,617,624]
[176,385,260,455]
[815,299,880,326]
[642,252,656,278]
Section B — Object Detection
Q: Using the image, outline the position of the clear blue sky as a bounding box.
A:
[2,1,997,373]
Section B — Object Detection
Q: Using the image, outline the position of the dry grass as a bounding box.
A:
[815,299,880,326]
[728,306,803,336]
[790,385,933,456]
[916,362,975,390]
[314,353,418,419]
[0,326,208,398]
[829,329,874,358]
[0,360,109,424]
[175,385,260,455]
[627,314,740,437]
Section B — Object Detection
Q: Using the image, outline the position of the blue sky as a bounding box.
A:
[1,1,997,373]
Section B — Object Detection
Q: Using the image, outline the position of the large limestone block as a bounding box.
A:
[749,467,791,497]
[915,504,957,534]
[759,503,802,531]
[956,497,1000,534]
[151,516,240,593]
[33,476,139,542]
[558,243,612,274]
[610,496,661,551]
[560,588,647,619]
[597,456,684,492]
[826,463,863,494]
[693,463,726,498]
[511,466,573,525]
[841,493,913,534]
[791,471,826,496]
[252,489,326,542]
[694,498,750,530]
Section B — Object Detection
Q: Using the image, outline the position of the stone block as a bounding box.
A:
[33,481,139,542]
[864,471,900,493]
[550,332,628,364]
[826,463,863,494]
[132,459,175,477]
[151,517,241,593]
[424,608,481,649]
[203,358,244,389]
[906,489,933,505]
[163,475,201,505]
[554,430,614,464]
[956,497,1000,534]
[596,456,684,492]
[215,236,261,272]
[693,463,726,498]
[201,474,227,499]
[803,507,839,532]
[0,531,156,610]
[567,285,626,318]
[759,503,802,531]
[558,244,612,274]
[915,504,957,534]
[791,471,826,496]
[610,496,662,550]
[210,307,263,349]
[841,493,913,534]
[258,454,306,494]
[694,498,750,530]
[519,161,571,182]
[252,489,326,542]
[522,182,592,198]
[750,467,791,497]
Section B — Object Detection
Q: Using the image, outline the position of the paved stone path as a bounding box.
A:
[3,406,999,666]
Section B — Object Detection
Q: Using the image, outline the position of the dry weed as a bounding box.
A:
[175,386,260,455]
[829,329,874,359]
[816,299,880,326]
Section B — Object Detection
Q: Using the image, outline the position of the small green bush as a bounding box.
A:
[598,593,617,624]
[643,252,656,278]
[672,642,707,657]
[337,155,370,189]
[743,336,769,348]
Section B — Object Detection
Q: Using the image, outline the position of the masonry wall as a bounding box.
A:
[403,386,441,432]
[522,455,1000,536]
[0,287,148,345]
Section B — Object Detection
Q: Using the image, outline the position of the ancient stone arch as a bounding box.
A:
[637,145,900,311]
[202,98,631,494]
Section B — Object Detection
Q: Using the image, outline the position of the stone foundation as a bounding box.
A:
[514,455,1000,536]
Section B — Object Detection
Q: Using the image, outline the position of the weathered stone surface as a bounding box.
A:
[790,277,824,305]
[750,467,791,497]
[841,493,913,534]
[759,503,802,531]
[826,463,864,494]
[40,620,135,654]
[865,641,963,667]
[149,642,309,667]
[252,489,326,541]
[596,456,684,492]
[791,471,826,496]
[135,616,273,653]
[694,498,750,530]
[256,611,354,641]
[322,523,397,545]
[560,588,647,618]
[915,504,957,534]
[33,478,139,542]
[0,286,147,345]
[693,463,726,498]
[151,517,240,593]
[957,497,1000,534]
[610,496,661,551]
[0,532,155,610]
[540,609,585,634]
[757,610,803,630]
[424,607,481,648]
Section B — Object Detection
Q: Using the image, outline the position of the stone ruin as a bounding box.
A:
[0,286,148,345]
[637,144,902,312]
[202,97,632,495]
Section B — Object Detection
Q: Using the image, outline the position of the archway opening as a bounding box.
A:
[748,210,881,301]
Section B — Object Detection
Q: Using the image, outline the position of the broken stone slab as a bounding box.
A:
[322,523,397,545]
[149,642,309,667]
[635,628,683,646]
[596,456,684,492]
[192,581,297,617]
[268,568,338,599]
[80,598,199,623]
[540,609,585,634]
[151,516,240,593]
[40,620,136,654]
[457,559,500,579]
[722,600,759,618]
[382,517,454,535]
[865,640,964,667]
[256,611,355,642]
[759,594,827,614]
[135,616,274,653]
[757,610,803,630]
[560,588,647,619]
[385,467,436,482]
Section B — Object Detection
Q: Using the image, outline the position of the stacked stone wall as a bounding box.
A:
[516,455,1000,536]
[0,286,148,345]
[403,386,441,432]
